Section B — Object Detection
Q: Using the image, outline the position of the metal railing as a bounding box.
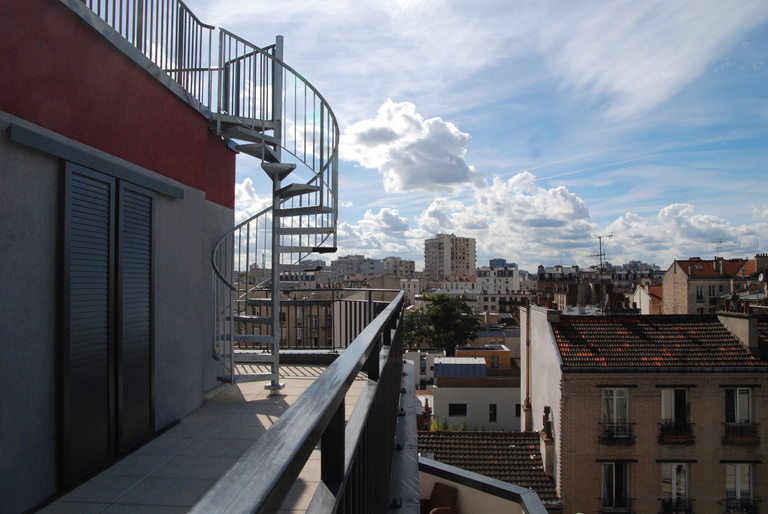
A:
[79,0,215,109]
[192,291,405,513]
[599,421,635,442]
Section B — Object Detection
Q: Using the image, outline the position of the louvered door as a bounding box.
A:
[61,163,154,486]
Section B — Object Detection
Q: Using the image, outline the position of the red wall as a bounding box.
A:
[0,0,235,208]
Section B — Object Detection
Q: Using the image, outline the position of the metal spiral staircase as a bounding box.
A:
[80,0,339,388]
[210,31,339,388]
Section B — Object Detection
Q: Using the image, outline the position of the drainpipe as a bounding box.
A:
[523,302,533,432]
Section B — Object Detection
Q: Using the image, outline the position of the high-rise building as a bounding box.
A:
[424,233,476,282]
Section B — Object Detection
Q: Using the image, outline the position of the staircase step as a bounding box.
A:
[234,351,277,364]
[276,206,335,217]
[217,372,279,384]
[277,245,329,253]
[221,125,279,145]
[231,315,272,324]
[280,226,335,236]
[276,183,321,200]
[232,334,274,344]
[212,113,276,132]
[262,162,297,181]
[236,143,279,163]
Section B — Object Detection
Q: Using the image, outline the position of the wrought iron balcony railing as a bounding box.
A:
[659,420,695,444]
[600,421,635,444]
[723,423,760,445]
[660,497,694,514]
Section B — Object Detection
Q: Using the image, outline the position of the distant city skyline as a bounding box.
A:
[188,0,768,272]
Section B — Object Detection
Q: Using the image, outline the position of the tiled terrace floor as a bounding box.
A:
[40,365,367,513]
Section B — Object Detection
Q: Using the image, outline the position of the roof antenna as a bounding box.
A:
[712,240,722,259]
[589,234,612,313]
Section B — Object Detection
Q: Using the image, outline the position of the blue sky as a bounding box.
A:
[187,0,768,273]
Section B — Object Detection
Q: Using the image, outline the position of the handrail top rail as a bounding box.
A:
[217,27,341,142]
[210,205,272,290]
[177,0,216,29]
[193,291,404,513]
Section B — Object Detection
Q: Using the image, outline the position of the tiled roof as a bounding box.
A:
[648,285,663,300]
[676,258,747,278]
[551,315,768,369]
[417,431,560,504]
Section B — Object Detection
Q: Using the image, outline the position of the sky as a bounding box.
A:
[186,0,768,273]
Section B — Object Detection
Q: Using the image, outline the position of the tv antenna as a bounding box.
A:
[712,240,722,258]
[589,234,612,312]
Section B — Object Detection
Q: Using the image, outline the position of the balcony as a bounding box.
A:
[658,421,695,445]
[723,423,760,445]
[725,498,758,514]
[599,422,635,444]
[660,497,694,514]
[40,293,548,513]
[600,497,633,513]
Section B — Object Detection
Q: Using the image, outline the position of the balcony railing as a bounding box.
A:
[600,421,635,444]
[660,497,694,514]
[725,498,758,514]
[724,423,760,445]
[192,291,405,513]
[78,0,215,110]
[600,497,632,513]
[659,421,695,444]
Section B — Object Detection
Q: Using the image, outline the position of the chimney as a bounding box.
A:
[718,312,759,354]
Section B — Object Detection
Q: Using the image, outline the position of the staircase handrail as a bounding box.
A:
[217,28,340,193]
[211,205,272,291]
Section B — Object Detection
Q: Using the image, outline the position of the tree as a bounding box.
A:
[404,294,480,355]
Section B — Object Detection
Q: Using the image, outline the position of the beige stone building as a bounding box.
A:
[424,233,477,282]
[521,306,768,514]
[662,257,751,314]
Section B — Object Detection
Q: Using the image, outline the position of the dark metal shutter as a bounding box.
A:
[117,183,154,452]
[61,163,116,485]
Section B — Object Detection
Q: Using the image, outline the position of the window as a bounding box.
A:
[310,315,318,330]
[515,403,521,417]
[709,285,717,297]
[489,404,497,422]
[602,462,630,511]
[602,389,629,437]
[448,403,467,416]
[726,388,752,423]
[491,355,500,369]
[661,463,689,512]
[661,388,689,424]
[660,389,692,441]
[726,464,753,510]
[696,285,704,301]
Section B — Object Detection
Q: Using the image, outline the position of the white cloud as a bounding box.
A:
[234,178,271,225]
[537,0,768,119]
[341,100,488,193]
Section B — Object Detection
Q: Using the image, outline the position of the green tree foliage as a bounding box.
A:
[404,294,480,355]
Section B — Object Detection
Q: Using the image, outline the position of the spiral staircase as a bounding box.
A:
[210,31,339,388]
[81,0,339,389]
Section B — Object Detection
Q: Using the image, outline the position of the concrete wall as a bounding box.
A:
[0,111,232,512]
[433,385,521,431]
[520,306,564,495]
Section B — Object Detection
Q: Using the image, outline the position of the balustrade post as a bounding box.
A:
[321,403,345,496]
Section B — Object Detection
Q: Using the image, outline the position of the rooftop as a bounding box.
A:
[39,365,367,513]
[417,431,560,505]
[551,314,768,370]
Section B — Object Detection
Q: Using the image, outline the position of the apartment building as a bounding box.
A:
[521,307,768,514]
[662,257,757,314]
[424,233,477,282]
